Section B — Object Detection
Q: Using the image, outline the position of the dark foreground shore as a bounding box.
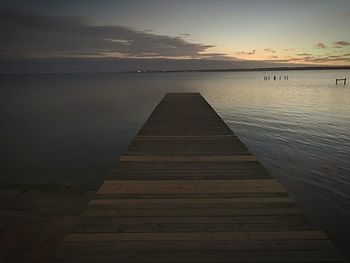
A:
[0,184,95,263]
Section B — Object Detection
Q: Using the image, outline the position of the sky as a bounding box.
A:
[1,0,350,71]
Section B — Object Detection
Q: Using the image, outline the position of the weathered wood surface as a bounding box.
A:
[52,93,346,262]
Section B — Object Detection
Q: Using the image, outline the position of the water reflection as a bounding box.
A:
[0,70,350,255]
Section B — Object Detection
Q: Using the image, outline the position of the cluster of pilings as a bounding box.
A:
[336,78,346,85]
[264,75,289,80]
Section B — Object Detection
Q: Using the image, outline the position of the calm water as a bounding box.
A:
[1,70,350,255]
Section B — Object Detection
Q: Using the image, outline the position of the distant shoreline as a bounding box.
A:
[124,66,350,74]
[1,66,349,74]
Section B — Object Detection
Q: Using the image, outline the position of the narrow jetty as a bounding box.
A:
[53,93,345,262]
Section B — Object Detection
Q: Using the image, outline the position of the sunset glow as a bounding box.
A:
[1,0,350,72]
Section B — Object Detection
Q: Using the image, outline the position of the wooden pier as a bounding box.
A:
[52,93,345,262]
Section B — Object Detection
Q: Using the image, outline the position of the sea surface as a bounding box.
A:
[1,70,350,255]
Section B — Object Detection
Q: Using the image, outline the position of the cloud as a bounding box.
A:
[296,53,312,56]
[199,52,234,60]
[0,9,222,59]
[284,48,296,51]
[264,48,276,53]
[284,53,350,64]
[314,43,327,49]
[262,51,350,64]
[236,49,256,56]
[333,41,350,48]
[180,33,191,37]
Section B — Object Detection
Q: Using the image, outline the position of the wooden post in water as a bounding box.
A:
[336,78,346,85]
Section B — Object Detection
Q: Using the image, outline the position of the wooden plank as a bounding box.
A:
[82,207,305,217]
[99,178,281,186]
[110,161,271,180]
[76,215,313,225]
[59,239,336,252]
[94,192,293,199]
[52,251,346,263]
[119,155,257,161]
[65,231,328,242]
[71,223,316,233]
[126,137,250,156]
[111,160,266,170]
[134,135,239,139]
[89,197,295,205]
[52,252,346,263]
[72,216,316,233]
[97,179,284,194]
[72,225,316,234]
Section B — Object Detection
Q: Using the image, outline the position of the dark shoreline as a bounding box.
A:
[123,66,350,73]
[0,183,95,263]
